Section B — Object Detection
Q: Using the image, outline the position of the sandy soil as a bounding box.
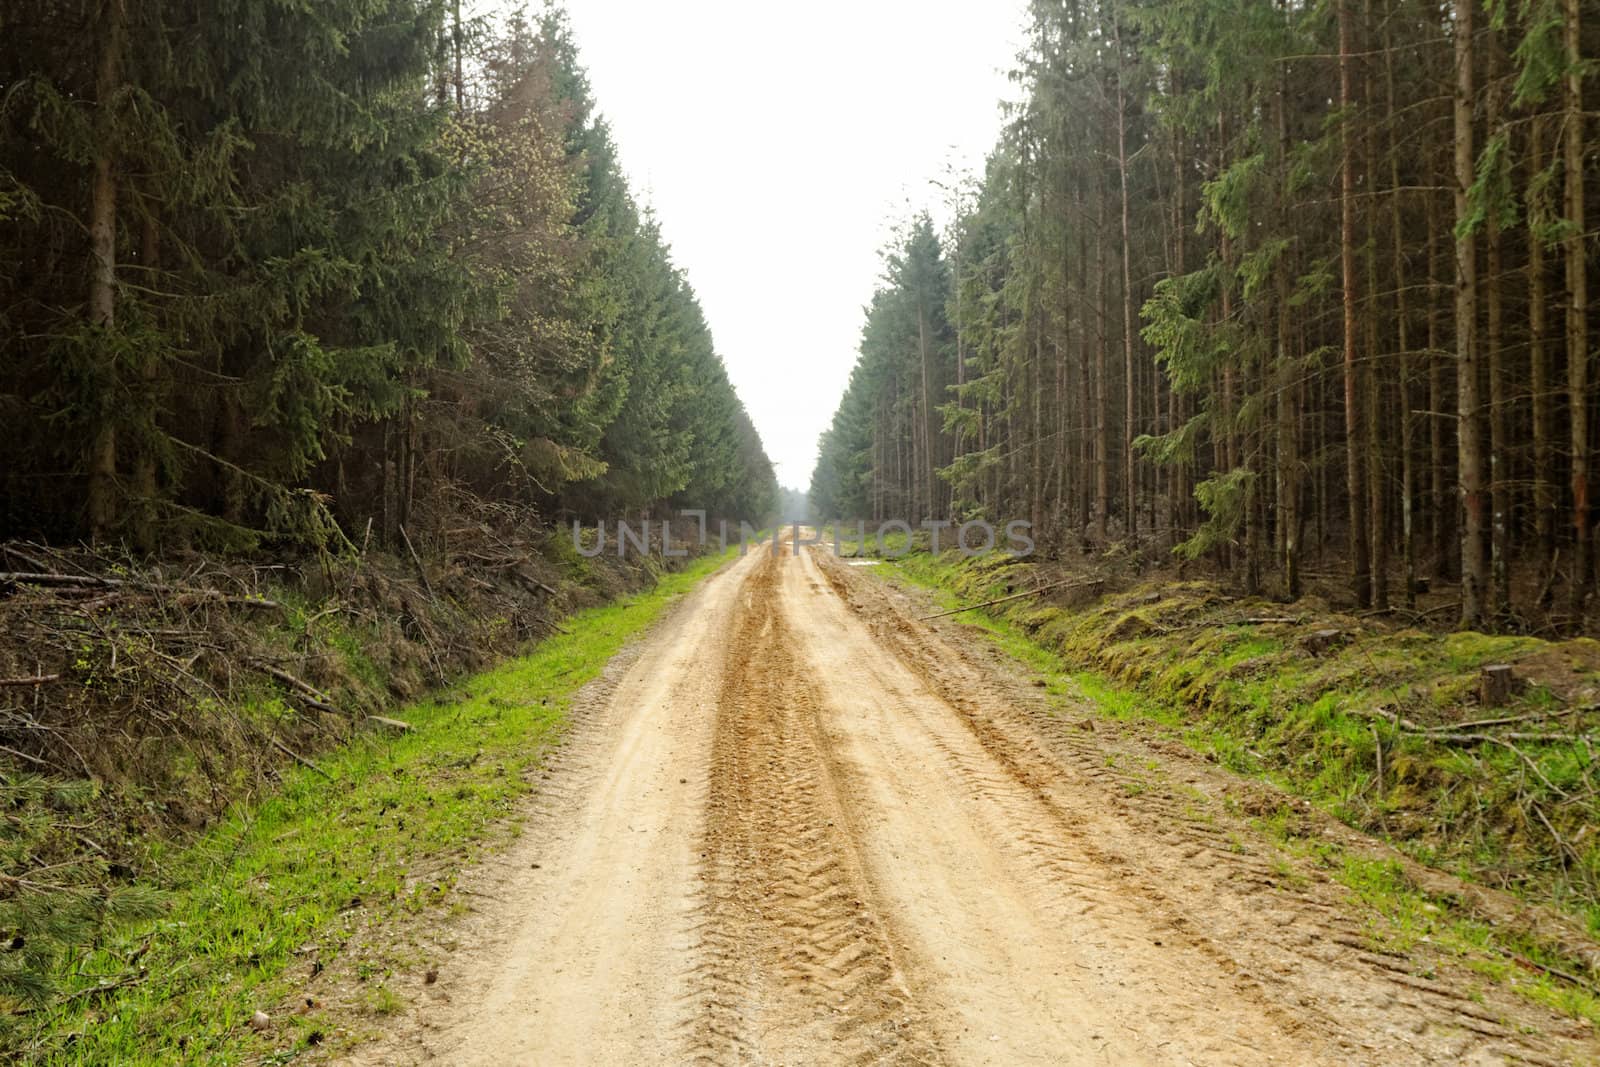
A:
[345,535,1596,1066]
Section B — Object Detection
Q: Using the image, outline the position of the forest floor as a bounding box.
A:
[324,534,1599,1066]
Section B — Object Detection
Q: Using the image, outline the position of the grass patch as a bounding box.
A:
[20,549,733,1065]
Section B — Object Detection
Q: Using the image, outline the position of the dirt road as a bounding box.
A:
[351,538,1594,1065]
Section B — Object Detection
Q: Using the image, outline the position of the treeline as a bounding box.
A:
[810,0,1595,631]
[0,2,776,553]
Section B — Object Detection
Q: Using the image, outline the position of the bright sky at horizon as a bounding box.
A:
[555,0,1030,492]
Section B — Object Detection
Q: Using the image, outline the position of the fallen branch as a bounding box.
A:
[0,674,59,687]
[1416,732,1571,799]
[1434,705,1595,733]
[515,570,559,598]
[2,572,281,618]
[0,742,49,767]
[918,578,1103,621]
[270,737,333,781]
[2,545,55,573]
[398,524,435,598]
[173,591,284,612]
[253,661,341,715]
[0,571,124,589]
[1413,729,1591,747]
[363,715,412,733]
[56,968,148,1006]
[1503,949,1600,995]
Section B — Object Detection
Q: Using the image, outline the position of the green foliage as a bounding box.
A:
[1177,467,1255,559]
[810,215,955,520]
[0,775,164,1025]
[1507,0,1566,106]
[1141,263,1226,393]
[1200,152,1266,240]
[0,2,775,548]
[1458,129,1520,238]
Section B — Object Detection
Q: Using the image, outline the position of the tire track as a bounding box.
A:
[684,549,939,1065]
[335,537,1594,1066]
[811,547,1592,1066]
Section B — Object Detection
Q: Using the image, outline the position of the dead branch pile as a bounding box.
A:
[0,498,682,833]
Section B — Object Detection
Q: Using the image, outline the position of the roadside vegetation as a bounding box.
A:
[848,539,1600,1025]
[12,548,730,1065]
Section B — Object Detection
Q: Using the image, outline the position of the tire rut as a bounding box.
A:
[684,550,940,1065]
[814,548,1593,1066]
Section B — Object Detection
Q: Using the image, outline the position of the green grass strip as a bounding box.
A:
[24,549,733,1066]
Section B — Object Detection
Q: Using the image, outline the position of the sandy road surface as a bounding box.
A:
[351,537,1595,1066]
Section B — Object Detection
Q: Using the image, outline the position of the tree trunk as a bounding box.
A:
[1276,69,1300,600]
[1455,0,1486,629]
[1564,0,1589,624]
[86,0,125,543]
[1485,42,1510,622]
[1094,169,1110,542]
[453,0,464,110]
[132,212,160,552]
[1427,188,1454,580]
[1031,323,1045,536]
[1115,9,1138,540]
[918,300,936,520]
[1530,116,1556,595]
[1339,0,1372,607]
[1385,24,1415,608]
[1364,0,1388,611]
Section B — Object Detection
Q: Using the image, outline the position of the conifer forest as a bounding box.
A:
[811,0,1598,633]
[4,3,1600,1063]
[1,3,778,553]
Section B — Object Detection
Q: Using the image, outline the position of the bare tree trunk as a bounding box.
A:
[132,212,160,551]
[918,301,935,519]
[1485,41,1510,621]
[1385,22,1415,608]
[1339,0,1372,607]
[1564,0,1590,624]
[453,0,464,109]
[1076,193,1095,533]
[1094,169,1110,542]
[1427,188,1453,580]
[1363,0,1388,611]
[1455,0,1486,628]
[1529,116,1556,595]
[953,207,967,466]
[1171,131,1188,549]
[1276,68,1300,600]
[1031,323,1045,535]
[1115,9,1138,541]
[86,0,125,543]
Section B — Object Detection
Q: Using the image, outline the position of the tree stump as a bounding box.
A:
[1478,664,1522,706]
[1299,629,1347,657]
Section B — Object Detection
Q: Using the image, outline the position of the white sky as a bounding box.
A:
[557,0,1029,491]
